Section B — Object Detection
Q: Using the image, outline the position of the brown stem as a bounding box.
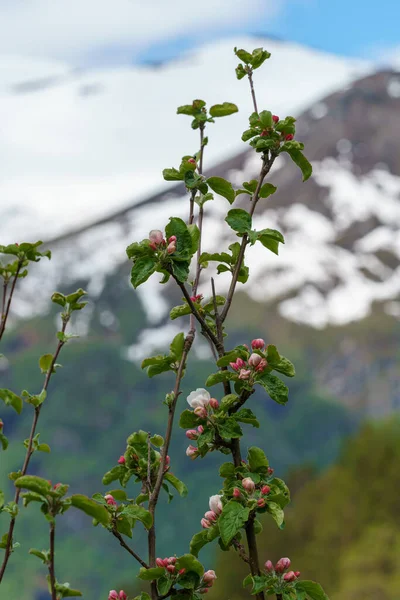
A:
[147,328,195,599]
[232,539,251,565]
[112,529,149,569]
[147,432,152,493]
[0,263,21,341]
[0,318,69,582]
[248,70,258,114]
[48,520,57,600]
[220,156,274,324]
[276,595,283,600]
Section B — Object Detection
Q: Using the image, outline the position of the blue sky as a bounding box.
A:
[139,0,399,65]
[0,0,397,67]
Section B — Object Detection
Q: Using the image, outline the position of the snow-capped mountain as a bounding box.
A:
[0,36,369,240]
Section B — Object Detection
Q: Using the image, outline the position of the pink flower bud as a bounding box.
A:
[242,477,255,493]
[197,425,204,434]
[260,130,269,137]
[119,592,127,600]
[203,570,217,585]
[261,485,270,495]
[118,455,126,465]
[238,369,252,380]
[167,564,176,574]
[53,483,62,490]
[255,358,268,373]
[149,242,157,250]
[168,235,177,243]
[178,568,186,575]
[272,115,279,123]
[230,361,239,371]
[156,558,165,567]
[285,134,294,141]
[204,511,217,522]
[264,560,274,572]
[283,571,296,582]
[294,571,301,578]
[190,294,203,303]
[248,353,262,367]
[257,498,266,508]
[201,518,211,529]
[167,556,176,565]
[162,558,170,567]
[267,467,274,476]
[0,419,3,431]
[188,158,197,165]
[209,398,219,410]
[108,592,119,600]
[104,494,117,507]
[186,445,198,460]
[167,241,177,254]
[209,495,223,514]
[194,406,207,419]
[186,429,199,440]
[251,338,265,350]
[275,557,291,573]
[236,358,245,368]
[165,455,171,466]
[149,230,164,245]
[233,488,241,498]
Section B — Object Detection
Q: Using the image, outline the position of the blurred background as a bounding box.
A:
[1,1,400,598]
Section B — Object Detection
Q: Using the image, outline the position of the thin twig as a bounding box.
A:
[112,529,149,569]
[48,520,57,600]
[147,432,152,493]
[0,318,69,582]
[0,263,21,341]
[248,69,258,114]
[233,539,251,564]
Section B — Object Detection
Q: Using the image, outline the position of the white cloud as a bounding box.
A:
[0,0,279,64]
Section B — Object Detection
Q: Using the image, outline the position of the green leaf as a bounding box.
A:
[123,504,153,529]
[205,371,236,387]
[266,501,284,528]
[170,259,190,283]
[190,527,218,557]
[164,473,188,497]
[130,256,157,288]
[200,251,232,265]
[0,432,8,451]
[29,548,48,563]
[138,567,165,581]
[272,356,296,378]
[280,144,312,181]
[170,304,191,320]
[251,48,271,69]
[170,332,185,360]
[134,594,151,600]
[69,494,111,526]
[235,64,247,80]
[209,102,238,118]
[102,465,125,486]
[163,167,184,181]
[106,489,128,502]
[150,434,164,448]
[253,228,285,255]
[0,490,4,508]
[225,209,252,234]
[207,177,235,204]
[234,408,260,428]
[187,224,200,254]
[179,410,199,429]
[51,292,66,307]
[176,554,204,577]
[220,394,239,412]
[219,500,250,546]
[15,475,51,496]
[217,417,243,439]
[259,110,273,128]
[295,581,329,600]
[0,389,23,414]
[116,515,133,538]
[157,576,172,596]
[240,129,259,143]
[219,462,235,477]
[37,443,51,453]
[247,447,269,473]
[234,48,253,64]
[257,372,289,405]
[250,575,269,594]
[259,183,277,198]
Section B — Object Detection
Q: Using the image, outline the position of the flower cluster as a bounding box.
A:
[148,230,177,254]
[201,495,223,529]
[230,338,268,380]
[185,389,219,459]
[199,569,217,594]
[155,556,185,575]
[108,590,127,600]
[265,557,300,582]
